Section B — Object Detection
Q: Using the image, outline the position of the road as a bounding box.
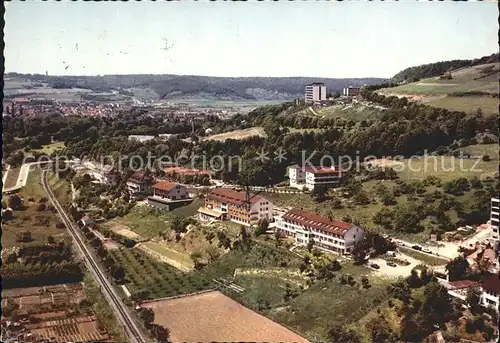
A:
[41,169,146,343]
[3,161,52,193]
[2,164,11,191]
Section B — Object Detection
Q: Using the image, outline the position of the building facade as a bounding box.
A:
[491,197,499,242]
[288,165,342,190]
[342,87,361,97]
[198,188,273,226]
[126,172,154,197]
[305,83,327,103]
[152,182,190,201]
[275,209,364,255]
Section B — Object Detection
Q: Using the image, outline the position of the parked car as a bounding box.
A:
[412,245,423,251]
[387,261,397,267]
[370,263,380,269]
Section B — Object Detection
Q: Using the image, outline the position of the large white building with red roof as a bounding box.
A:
[288,165,342,191]
[198,188,273,226]
[147,181,192,210]
[276,208,364,255]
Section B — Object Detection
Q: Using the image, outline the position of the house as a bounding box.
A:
[288,165,342,190]
[147,182,192,210]
[444,280,479,301]
[480,274,500,312]
[79,215,95,227]
[305,82,327,103]
[91,164,119,186]
[342,87,361,97]
[197,188,273,226]
[275,208,364,255]
[491,197,499,242]
[126,171,154,197]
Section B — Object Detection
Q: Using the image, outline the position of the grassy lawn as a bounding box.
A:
[2,169,70,249]
[427,96,498,116]
[271,277,392,341]
[171,197,204,217]
[398,246,449,266]
[456,144,499,158]
[396,156,498,182]
[141,241,194,269]
[4,167,21,189]
[113,206,174,240]
[32,141,66,155]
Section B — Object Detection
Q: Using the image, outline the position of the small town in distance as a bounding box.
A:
[2,2,500,343]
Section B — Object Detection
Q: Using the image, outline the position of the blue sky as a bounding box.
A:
[5,1,498,78]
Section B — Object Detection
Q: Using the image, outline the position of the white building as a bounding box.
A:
[305,83,327,103]
[198,188,273,226]
[275,208,364,255]
[128,135,155,142]
[147,181,192,210]
[342,86,361,97]
[491,197,499,242]
[288,165,342,190]
[480,274,500,312]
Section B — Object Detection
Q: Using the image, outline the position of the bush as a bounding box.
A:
[482,155,490,162]
[37,203,47,211]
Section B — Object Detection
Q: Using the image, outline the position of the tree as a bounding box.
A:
[8,194,23,210]
[16,230,32,242]
[351,242,367,265]
[190,251,203,270]
[139,307,155,327]
[311,186,327,202]
[421,281,453,328]
[387,278,412,303]
[361,276,371,289]
[274,230,282,247]
[367,316,394,342]
[47,235,56,244]
[255,218,269,236]
[465,286,482,308]
[306,240,314,253]
[110,266,125,281]
[150,323,170,342]
[446,256,470,281]
[327,325,362,343]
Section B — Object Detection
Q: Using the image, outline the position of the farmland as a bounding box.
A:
[203,127,267,142]
[1,282,112,343]
[378,62,499,115]
[2,169,71,249]
[142,291,309,343]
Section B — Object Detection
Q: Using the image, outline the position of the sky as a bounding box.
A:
[4,1,499,78]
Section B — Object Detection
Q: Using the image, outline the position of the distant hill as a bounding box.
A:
[4,73,384,101]
[392,53,499,83]
[379,54,499,116]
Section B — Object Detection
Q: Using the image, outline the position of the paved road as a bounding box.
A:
[41,170,146,343]
[2,164,11,192]
[3,161,52,193]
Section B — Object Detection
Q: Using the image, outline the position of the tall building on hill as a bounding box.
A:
[305,82,326,103]
[342,86,361,97]
[288,165,342,190]
[491,197,499,242]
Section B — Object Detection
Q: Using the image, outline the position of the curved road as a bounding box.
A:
[41,169,146,343]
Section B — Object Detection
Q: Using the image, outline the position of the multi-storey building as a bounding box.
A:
[126,171,154,197]
[491,197,499,242]
[147,181,192,210]
[275,209,364,255]
[305,83,327,103]
[288,165,342,190]
[480,274,500,312]
[198,188,273,226]
[342,86,361,97]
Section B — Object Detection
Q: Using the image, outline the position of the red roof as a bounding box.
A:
[482,274,500,293]
[154,181,179,192]
[207,188,266,206]
[165,167,211,176]
[128,172,154,184]
[448,280,478,290]
[282,208,354,236]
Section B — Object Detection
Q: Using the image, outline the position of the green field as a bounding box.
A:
[396,155,498,182]
[141,241,194,269]
[378,62,499,115]
[32,141,66,155]
[2,169,70,249]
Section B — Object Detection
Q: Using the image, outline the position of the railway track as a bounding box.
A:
[41,170,146,343]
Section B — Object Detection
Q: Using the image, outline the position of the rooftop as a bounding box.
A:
[282,208,354,236]
[153,181,180,192]
[482,274,500,293]
[207,188,266,207]
[128,171,154,183]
